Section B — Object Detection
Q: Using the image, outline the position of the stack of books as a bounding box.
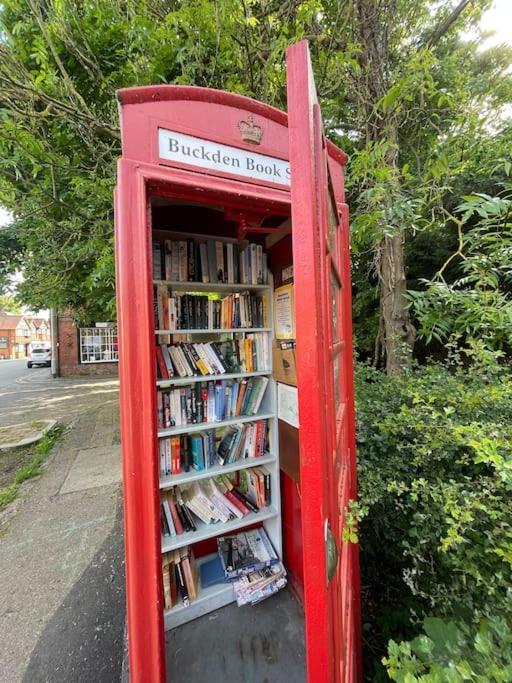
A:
[157,377,269,429]
[217,528,287,606]
[155,288,267,331]
[159,419,270,475]
[162,547,199,609]
[156,337,268,379]
[160,472,271,538]
[153,238,268,285]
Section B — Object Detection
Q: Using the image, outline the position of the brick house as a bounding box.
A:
[0,314,36,359]
[56,313,118,377]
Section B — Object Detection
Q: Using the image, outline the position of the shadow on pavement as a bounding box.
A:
[23,496,125,683]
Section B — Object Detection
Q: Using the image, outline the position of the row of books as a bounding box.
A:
[159,419,269,475]
[156,337,268,380]
[162,547,199,609]
[153,238,268,285]
[160,470,271,537]
[162,528,285,610]
[217,528,280,579]
[155,288,267,331]
[157,377,269,429]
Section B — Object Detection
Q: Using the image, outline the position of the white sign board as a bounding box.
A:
[278,382,299,429]
[158,129,290,186]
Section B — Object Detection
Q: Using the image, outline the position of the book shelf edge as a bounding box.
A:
[159,452,277,489]
[161,506,279,553]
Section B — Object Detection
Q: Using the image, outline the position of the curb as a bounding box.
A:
[0,419,57,451]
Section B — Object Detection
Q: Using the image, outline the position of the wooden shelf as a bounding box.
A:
[161,506,278,553]
[160,453,276,489]
[154,280,270,293]
[158,412,275,438]
[155,328,271,335]
[157,370,270,388]
[163,553,234,630]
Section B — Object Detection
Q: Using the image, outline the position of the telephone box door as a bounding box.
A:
[286,41,361,682]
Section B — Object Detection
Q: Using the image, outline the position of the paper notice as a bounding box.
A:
[274,284,295,339]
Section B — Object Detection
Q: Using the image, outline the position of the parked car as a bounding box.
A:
[27,347,51,368]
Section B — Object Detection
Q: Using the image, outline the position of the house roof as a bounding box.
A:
[31,318,48,328]
[0,315,23,330]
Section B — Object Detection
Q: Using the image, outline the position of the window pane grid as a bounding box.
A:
[79,327,118,364]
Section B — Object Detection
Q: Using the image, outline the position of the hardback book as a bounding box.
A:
[199,554,226,588]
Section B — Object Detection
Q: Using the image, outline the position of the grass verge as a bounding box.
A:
[0,424,64,511]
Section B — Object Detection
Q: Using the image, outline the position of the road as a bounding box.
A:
[0,359,119,426]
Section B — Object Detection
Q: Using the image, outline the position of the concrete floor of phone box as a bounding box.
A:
[165,588,306,683]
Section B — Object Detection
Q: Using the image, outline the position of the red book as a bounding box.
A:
[167,494,184,534]
[224,489,249,515]
[156,346,169,379]
[255,420,263,457]
[171,437,181,475]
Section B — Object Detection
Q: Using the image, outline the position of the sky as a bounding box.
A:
[479,0,512,49]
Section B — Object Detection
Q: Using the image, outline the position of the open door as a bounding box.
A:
[286,41,361,682]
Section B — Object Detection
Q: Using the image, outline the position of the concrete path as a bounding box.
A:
[0,380,124,682]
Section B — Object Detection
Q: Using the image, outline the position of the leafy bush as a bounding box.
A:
[384,602,512,682]
[355,355,512,675]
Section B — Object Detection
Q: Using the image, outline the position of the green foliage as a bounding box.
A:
[355,356,512,675]
[410,193,512,350]
[0,293,21,313]
[384,605,512,681]
[0,0,326,319]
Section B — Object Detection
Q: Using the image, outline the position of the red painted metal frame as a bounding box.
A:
[286,40,361,683]
[115,74,360,682]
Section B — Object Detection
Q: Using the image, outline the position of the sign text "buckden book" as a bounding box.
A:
[158,129,290,186]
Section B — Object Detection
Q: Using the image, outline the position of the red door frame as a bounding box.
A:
[287,41,361,682]
[115,74,360,682]
[116,160,291,683]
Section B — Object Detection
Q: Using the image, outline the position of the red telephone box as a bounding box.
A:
[115,40,360,682]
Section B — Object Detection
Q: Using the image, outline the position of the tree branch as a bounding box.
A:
[425,0,474,48]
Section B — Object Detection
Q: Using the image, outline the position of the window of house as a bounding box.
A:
[79,326,118,364]
[0,337,8,349]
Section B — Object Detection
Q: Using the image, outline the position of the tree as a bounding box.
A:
[0,293,21,313]
[0,0,510,365]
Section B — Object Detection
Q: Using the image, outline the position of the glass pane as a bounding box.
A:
[328,192,338,253]
[331,270,341,343]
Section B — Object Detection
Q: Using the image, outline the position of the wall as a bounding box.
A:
[0,330,16,359]
[57,316,118,377]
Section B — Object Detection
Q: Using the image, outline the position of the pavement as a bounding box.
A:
[0,360,125,682]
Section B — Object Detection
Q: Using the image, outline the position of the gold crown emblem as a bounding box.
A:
[238,114,263,145]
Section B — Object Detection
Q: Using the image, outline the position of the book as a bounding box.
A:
[199,243,209,283]
[233,562,287,606]
[200,555,226,588]
[217,528,279,580]
[153,241,162,280]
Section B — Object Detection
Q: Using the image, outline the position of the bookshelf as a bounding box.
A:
[163,553,234,630]
[161,506,279,553]
[157,369,269,388]
[155,327,272,335]
[153,235,282,631]
[157,412,275,438]
[159,452,276,488]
